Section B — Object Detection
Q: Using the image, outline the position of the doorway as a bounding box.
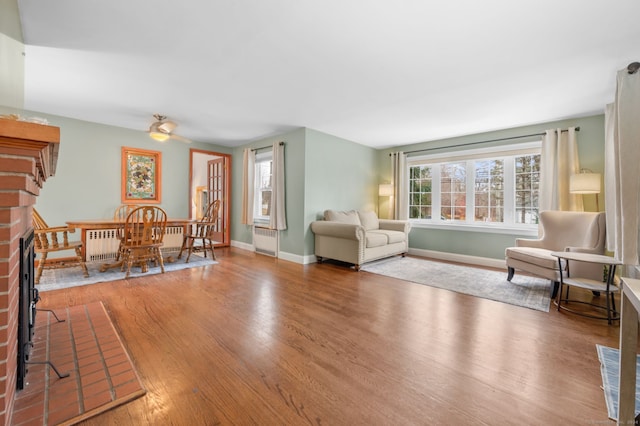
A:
[189,149,231,246]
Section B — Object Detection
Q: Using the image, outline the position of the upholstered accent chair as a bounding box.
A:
[505,211,606,297]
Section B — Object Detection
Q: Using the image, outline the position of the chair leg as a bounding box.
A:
[115,241,123,261]
[75,247,90,277]
[507,267,515,282]
[208,238,216,260]
[201,237,208,259]
[178,236,188,259]
[200,237,215,260]
[157,248,165,273]
[201,238,215,260]
[185,239,194,263]
[125,254,134,278]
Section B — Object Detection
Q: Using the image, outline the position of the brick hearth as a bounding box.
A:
[0,118,59,425]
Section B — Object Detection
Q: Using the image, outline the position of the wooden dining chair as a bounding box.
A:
[120,206,167,278]
[113,204,139,261]
[114,204,139,221]
[32,208,90,284]
[178,199,221,263]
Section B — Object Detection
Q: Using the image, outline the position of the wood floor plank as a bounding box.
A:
[36,248,628,425]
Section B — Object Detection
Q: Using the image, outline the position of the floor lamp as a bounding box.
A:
[378,184,394,219]
[570,169,601,212]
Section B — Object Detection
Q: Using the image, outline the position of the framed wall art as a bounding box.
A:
[121,147,162,203]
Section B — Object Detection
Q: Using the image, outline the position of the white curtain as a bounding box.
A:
[241,148,255,225]
[269,142,287,230]
[538,127,583,212]
[391,152,408,220]
[605,68,640,265]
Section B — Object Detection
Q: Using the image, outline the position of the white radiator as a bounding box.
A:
[253,226,279,257]
[85,226,184,262]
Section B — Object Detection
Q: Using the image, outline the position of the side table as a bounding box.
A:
[618,277,639,425]
[550,251,622,324]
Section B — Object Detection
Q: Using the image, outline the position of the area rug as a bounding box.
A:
[12,302,145,425]
[37,253,217,292]
[596,344,640,421]
[360,256,551,312]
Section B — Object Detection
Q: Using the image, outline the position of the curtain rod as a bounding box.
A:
[251,141,285,152]
[395,127,580,156]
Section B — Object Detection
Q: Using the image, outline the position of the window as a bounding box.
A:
[254,151,272,221]
[408,142,540,230]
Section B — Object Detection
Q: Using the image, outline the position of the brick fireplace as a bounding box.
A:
[0,118,59,425]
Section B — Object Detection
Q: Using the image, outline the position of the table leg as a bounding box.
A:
[618,291,638,425]
[556,258,564,311]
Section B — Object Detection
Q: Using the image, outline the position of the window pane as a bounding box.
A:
[440,162,466,221]
[474,159,504,223]
[475,192,488,207]
[254,156,273,218]
[408,165,432,219]
[515,154,540,224]
[261,191,271,216]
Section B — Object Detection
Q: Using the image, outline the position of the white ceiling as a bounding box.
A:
[16,0,640,149]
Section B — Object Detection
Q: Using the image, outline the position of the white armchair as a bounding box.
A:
[505,211,606,298]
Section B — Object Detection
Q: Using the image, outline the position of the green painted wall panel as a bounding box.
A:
[230,128,307,255]
[304,128,378,256]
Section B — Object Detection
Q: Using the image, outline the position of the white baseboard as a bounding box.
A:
[408,248,506,270]
[231,240,254,252]
[277,251,309,264]
[231,241,506,269]
[230,240,314,265]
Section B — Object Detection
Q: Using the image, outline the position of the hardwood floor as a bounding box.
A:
[37,247,625,425]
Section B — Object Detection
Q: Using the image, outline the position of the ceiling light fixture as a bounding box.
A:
[149,130,170,142]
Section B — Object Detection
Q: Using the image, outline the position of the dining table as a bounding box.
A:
[66,218,195,265]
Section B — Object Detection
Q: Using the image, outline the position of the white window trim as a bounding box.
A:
[407,141,541,234]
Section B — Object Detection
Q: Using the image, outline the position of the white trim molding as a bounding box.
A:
[408,247,506,270]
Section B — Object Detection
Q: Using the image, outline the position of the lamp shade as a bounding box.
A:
[379,184,394,197]
[570,172,601,194]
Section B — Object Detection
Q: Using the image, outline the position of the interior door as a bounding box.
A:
[189,149,230,247]
[207,157,226,244]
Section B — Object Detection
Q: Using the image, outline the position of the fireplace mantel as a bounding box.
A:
[0,117,60,425]
[0,118,60,187]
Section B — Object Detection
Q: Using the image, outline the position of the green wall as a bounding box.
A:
[0,106,231,227]
[230,127,378,259]
[377,114,605,259]
[0,0,25,108]
[303,128,378,256]
[230,128,307,257]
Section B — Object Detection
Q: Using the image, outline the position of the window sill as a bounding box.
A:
[409,220,539,236]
